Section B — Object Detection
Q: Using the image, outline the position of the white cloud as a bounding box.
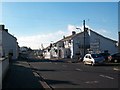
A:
[67,24,76,32]
[17,24,115,49]
[67,24,83,35]
[17,30,66,49]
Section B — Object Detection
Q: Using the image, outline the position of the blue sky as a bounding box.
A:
[1,2,118,49]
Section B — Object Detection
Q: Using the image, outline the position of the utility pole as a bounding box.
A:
[119,31,120,52]
[83,20,86,56]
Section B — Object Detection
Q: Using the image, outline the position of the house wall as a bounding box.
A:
[2,29,18,59]
[44,49,51,59]
[50,47,58,58]
[90,31,118,54]
[0,30,2,57]
[57,41,64,58]
[72,31,90,59]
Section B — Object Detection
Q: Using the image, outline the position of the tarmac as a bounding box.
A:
[2,58,45,90]
[2,58,120,90]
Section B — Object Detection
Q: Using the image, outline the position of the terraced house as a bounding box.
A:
[0,25,19,60]
[44,28,118,60]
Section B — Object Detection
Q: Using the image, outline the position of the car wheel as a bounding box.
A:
[91,61,94,66]
[83,61,86,65]
[114,59,118,63]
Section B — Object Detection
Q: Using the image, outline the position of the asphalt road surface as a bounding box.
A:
[27,59,120,89]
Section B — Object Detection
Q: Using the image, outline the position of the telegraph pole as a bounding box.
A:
[119,31,120,52]
[83,20,86,56]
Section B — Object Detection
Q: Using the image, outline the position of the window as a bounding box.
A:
[89,56,91,59]
[91,54,102,58]
[85,55,90,58]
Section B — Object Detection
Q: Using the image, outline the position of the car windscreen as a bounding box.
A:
[91,54,102,58]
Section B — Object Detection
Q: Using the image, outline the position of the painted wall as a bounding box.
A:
[0,30,2,57]
[72,31,90,58]
[2,30,18,59]
[90,30,118,54]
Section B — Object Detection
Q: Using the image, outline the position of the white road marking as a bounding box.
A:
[113,68,120,71]
[62,65,67,67]
[76,68,82,71]
[85,81,99,84]
[99,75,114,80]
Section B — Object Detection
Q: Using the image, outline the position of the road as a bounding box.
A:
[27,59,120,89]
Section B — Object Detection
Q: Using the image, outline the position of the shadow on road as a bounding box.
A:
[32,68,57,72]
[44,79,79,86]
[94,63,120,67]
[27,58,65,63]
[2,59,44,89]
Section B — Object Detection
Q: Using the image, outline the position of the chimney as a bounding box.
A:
[63,36,65,39]
[0,25,5,30]
[5,29,8,32]
[72,31,76,35]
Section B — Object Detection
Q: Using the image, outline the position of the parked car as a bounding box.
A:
[100,53,110,62]
[108,53,120,63]
[83,54,105,66]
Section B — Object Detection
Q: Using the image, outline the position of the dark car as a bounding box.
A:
[100,53,110,62]
[108,53,120,63]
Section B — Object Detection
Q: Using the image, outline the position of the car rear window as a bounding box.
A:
[91,54,102,58]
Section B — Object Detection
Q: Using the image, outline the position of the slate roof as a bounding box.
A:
[45,29,117,49]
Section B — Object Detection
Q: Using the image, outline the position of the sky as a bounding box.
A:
[1,2,118,49]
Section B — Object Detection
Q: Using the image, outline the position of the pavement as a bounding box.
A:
[2,58,44,89]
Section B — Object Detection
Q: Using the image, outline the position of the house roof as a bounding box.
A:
[44,29,117,49]
[89,29,117,43]
[54,29,117,44]
[54,31,84,45]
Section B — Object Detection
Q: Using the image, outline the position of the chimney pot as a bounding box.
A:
[72,31,76,35]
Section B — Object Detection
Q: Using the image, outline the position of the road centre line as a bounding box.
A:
[99,74,114,80]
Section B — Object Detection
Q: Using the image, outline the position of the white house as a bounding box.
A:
[0,25,19,60]
[46,28,118,60]
[43,46,51,59]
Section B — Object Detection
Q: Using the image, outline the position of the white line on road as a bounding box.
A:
[62,65,67,67]
[85,81,99,84]
[113,67,120,71]
[76,68,82,71]
[99,75,114,80]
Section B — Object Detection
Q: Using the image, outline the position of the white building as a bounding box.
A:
[0,25,19,60]
[47,29,118,60]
